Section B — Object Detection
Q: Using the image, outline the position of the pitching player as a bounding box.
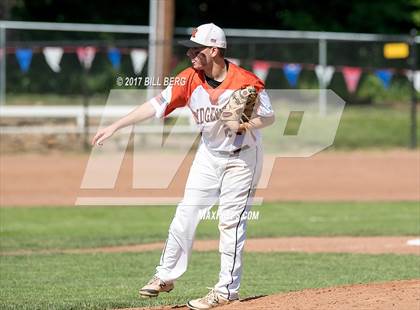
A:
[92,23,274,309]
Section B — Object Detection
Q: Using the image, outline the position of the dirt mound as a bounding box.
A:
[224,279,420,310]
[125,279,420,310]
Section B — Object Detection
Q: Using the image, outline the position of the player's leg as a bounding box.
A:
[215,146,262,300]
[155,186,218,282]
[187,146,262,309]
[140,145,219,297]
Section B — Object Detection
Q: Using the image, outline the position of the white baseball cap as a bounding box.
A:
[179,23,227,49]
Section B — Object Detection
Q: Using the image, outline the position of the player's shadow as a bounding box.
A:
[239,295,268,302]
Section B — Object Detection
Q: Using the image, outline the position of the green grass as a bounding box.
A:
[332,105,420,149]
[262,104,420,150]
[1,202,419,309]
[1,202,419,252]
[0,251,419,310]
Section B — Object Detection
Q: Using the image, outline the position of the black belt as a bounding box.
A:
[216,145,250,156]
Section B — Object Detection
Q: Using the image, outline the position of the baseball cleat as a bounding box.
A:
[139,275,174,298]
[187,288,238,309]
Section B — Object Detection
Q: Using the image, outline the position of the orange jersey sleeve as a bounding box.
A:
[150,68,203,118]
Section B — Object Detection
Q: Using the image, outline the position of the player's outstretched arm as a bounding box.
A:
[91,101,156,146]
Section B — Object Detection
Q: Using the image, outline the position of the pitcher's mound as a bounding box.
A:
[223,279,420,310]
[130,279,419,310]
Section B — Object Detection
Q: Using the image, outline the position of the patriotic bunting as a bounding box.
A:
[406,70,420,92]
[375,69,393,88]
[16,48,33,73]
[77,46,96,70]
[315,65,335,87]
[342,66,362,93]
[107,48,121,70]
[283,63,301,87]
[130,49,148,75]
[415,71,420,92]
[252,60,270,82]
[43,47,64,73]
[7,46,419,94]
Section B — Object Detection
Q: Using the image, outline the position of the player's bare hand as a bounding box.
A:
[91,125,117,146]
[237,122,252,133]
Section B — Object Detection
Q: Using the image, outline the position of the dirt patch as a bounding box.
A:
[223,279,420,310]
[2,237,419,256]
[1,150,419,206]
[121,279,420,310]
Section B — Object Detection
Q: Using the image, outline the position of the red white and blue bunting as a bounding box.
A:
[4,46,419,93]
[315,65,335,87]
[43,47,63,73]
[10,46,149,75]
[130,49,148,75]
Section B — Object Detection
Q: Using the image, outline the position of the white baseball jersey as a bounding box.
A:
[150,61,273,152]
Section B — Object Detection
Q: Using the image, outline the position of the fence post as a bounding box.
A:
[0,25,6,105]
[409,29,417,149]
[318,37,327,116]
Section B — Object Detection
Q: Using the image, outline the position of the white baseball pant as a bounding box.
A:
[155,142,262,300]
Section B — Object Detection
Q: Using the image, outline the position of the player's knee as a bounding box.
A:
[169,217,187,236]
[218,221,237,232]
[169,212,197,239]
[218,214,247,231]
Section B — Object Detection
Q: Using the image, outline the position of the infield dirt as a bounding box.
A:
[121,280,420,310]
[1,149,419,206]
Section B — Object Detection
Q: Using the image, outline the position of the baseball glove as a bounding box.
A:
[220,85,258,124]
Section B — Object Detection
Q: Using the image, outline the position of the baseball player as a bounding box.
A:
[92,23,274,309]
